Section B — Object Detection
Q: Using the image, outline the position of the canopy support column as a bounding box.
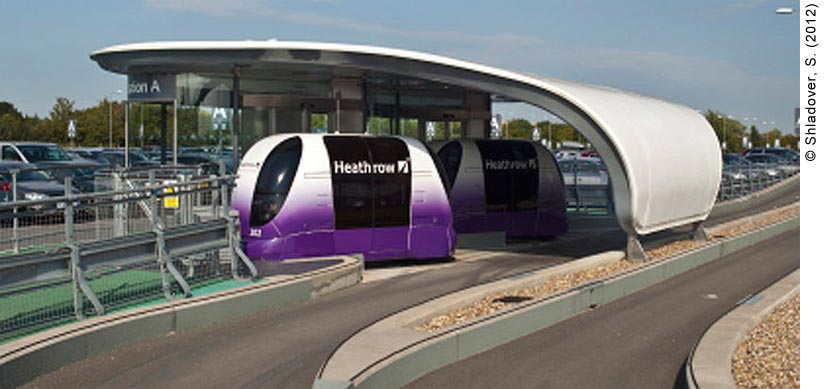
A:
[692,221,709,242]
[232,66,240,174]
[124,102,130,167]
[627,234,648,262]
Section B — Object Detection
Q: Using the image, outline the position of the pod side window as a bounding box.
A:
[250,137,302,227]
[435,140,461,191]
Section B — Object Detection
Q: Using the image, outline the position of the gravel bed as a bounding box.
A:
[416,206,799,333]
[732,293,800,389]
[416,260,633,332]
[711,207,800,240]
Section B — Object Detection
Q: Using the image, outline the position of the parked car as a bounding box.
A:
[0,161,79,209]
[554,149,583,160]
[743,154,788,177]
[177,152,231,175]
[721,154,756,180]
[0,142,107,192]
[72,148,113,165]
[100,149,158,168]
[742,147,799,163]
[557,158,609,186]
[723,153,752,168]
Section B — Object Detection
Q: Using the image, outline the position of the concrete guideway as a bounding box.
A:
[315,250,625,387]
[15,179,798,388]
[315,209,799,388]
[688,269,799,389]
[407,227,799,388]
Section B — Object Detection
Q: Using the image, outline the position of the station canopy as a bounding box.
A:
[91,40,722,236]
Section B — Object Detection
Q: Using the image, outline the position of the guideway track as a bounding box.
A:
[21,180,798,388]
[408,229,800,389]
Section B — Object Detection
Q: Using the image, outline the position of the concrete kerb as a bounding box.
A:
[687,269,800,389]
[315,214,800,389]
[0,255,363,388]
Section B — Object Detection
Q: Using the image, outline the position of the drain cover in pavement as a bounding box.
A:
[492,295,533,304]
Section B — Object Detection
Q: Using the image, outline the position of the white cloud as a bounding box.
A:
[144,0,269,16]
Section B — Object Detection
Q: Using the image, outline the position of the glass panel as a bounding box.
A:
[2,146,21,161]
[476,140,539,212]
[399,118,419,138]
[366,137,411,228]
[436,141,462,190]
[251,137,302,226]
[427,122,448,141]
[509,141,539,210]
[448,121,462,139]
[18,145,71,162]
[311,114,329,133]
[324,136,374,230]
[367,117,392,136]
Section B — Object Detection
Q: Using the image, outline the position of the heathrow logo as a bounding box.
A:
[484,158,537,171]
[333,159,410,175]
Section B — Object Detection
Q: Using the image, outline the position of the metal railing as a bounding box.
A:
[0,165,256,342]
[560,159,800,214]
[561,160,613,213]
[717,163,799,202]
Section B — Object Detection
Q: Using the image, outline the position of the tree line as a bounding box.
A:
[501,112,799,152]
[0,98,231,147]
[0,98,799,154]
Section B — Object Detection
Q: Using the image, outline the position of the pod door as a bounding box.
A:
[324,137,412,257]
[476,140,540,234]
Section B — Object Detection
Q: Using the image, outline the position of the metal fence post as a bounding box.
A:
[12,170,19,253]
[180,172,196,278]
[65,177,104,319]
[114,170,127,237]
[183,172,192,225]
[150,171,169,297]
[151,171,192,300]
[219,163,257,280]
[219,161,228,219]
[574,160,581,211]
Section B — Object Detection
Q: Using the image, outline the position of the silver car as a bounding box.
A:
[557,158,609,186]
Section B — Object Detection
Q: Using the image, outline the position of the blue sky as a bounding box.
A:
[0,0,799,133]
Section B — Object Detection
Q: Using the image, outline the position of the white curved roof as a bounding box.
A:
[91,40,722,235]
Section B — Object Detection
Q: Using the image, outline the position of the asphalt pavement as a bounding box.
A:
[22,180,798,388]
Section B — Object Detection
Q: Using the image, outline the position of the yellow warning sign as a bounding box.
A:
[163,187,179,209]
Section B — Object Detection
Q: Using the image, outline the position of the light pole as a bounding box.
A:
[108,90,123,148]
[722,114,727,151]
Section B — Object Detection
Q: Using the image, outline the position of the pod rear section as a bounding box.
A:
[432,139,568,238]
